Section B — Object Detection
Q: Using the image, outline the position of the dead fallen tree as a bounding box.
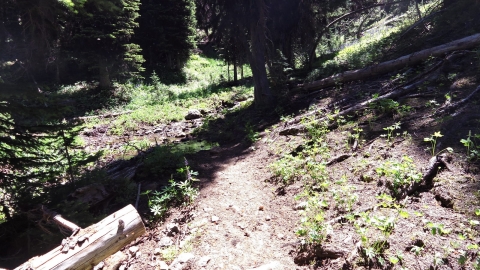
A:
[434,85,480,117]
[72,110,133,122]
[396,153,453,200]
[280,60,444,135]
[16,205,145,270]
[298,33,480,92]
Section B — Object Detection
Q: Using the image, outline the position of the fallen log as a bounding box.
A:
[72,110,133,122]
[280,60,444,135]
[396,154,452,200]
[298,33,480,92]
[434,84,480,117]
[326,154,352,166]
[16,204,145,270]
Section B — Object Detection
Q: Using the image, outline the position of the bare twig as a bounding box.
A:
[434,85,480,117]
[39,205,81,234]
[326,154,352,166]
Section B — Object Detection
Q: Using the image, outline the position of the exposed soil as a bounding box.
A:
[4,52,480,270]
[110,53,480,270]
[121,142,309,270]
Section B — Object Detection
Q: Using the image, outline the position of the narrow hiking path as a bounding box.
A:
[121,141,311,270]
[188,143,302,270]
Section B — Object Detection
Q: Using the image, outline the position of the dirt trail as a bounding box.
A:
[126,141,308,270]
[188,143,302,269]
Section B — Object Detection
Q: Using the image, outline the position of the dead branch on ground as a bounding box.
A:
[298,33,480,92]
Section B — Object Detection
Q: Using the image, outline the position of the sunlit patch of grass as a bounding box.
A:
[308,1,441,81]
[78,54,253,134]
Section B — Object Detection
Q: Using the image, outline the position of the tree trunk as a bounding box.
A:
[248,0,274,109]
[16,204,145,270]
[299,33,480,92]
[98,58,111,89]
[227,60,230,81]
[233,55,238,83]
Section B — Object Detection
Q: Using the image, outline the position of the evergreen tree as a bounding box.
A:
[136,0,196,75]
[0,98,99,221]
[63,0,144,88]
[0,0,64,83]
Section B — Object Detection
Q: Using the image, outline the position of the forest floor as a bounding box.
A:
[78,52,480,270]
[3,53,480,270]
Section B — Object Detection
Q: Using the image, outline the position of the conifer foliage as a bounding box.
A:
[0,100,99,221]
[63,0,145,87]
[136,0,197,74]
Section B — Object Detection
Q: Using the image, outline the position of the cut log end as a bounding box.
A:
[16,204,145,270]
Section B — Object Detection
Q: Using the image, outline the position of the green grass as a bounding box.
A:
[307,1,442,82]
[77,55,254,134]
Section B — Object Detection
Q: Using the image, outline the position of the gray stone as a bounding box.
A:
[159,261,169,270]
[93,261,104,270]
[104,251,127,270]
[158,236,174,247]
[185,109,203,120]
[169,253,195,270]
[294,201,308,210]
[128,246,139,255]
[197,256,211,267]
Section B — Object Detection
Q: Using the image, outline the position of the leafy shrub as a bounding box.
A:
[376,156,422,195]
[144,159,199,218]
[296,195,332,244]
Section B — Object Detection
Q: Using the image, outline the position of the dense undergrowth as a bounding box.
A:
[0,54,254,267]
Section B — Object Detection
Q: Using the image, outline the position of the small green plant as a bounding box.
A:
[411,245,424,256]
[425,221,451,236]
[424,131,453,156]
[369,98,399,114]
[245,122,260,143]
[346,126,363,149]
[460,130,480,161]
[425,99,439,109]
[331,184,358,212]
[144,158,199,218]
[458,250,468,266]
[270,154,304,184]
[382,122,401,142]
[474,256,480,270]
[424,131,442,156]
[432,252,445,268]
[376,156,422,195]
[356,212,396,266]
[389,252,403,265]
[445,92,452,102]
[296,195,333,244]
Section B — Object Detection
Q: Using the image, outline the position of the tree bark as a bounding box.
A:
[16,204,145,270]
[248,0,274,109]
[98,58,111,89]
[299,33,480,92]
[233,58,238,83]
